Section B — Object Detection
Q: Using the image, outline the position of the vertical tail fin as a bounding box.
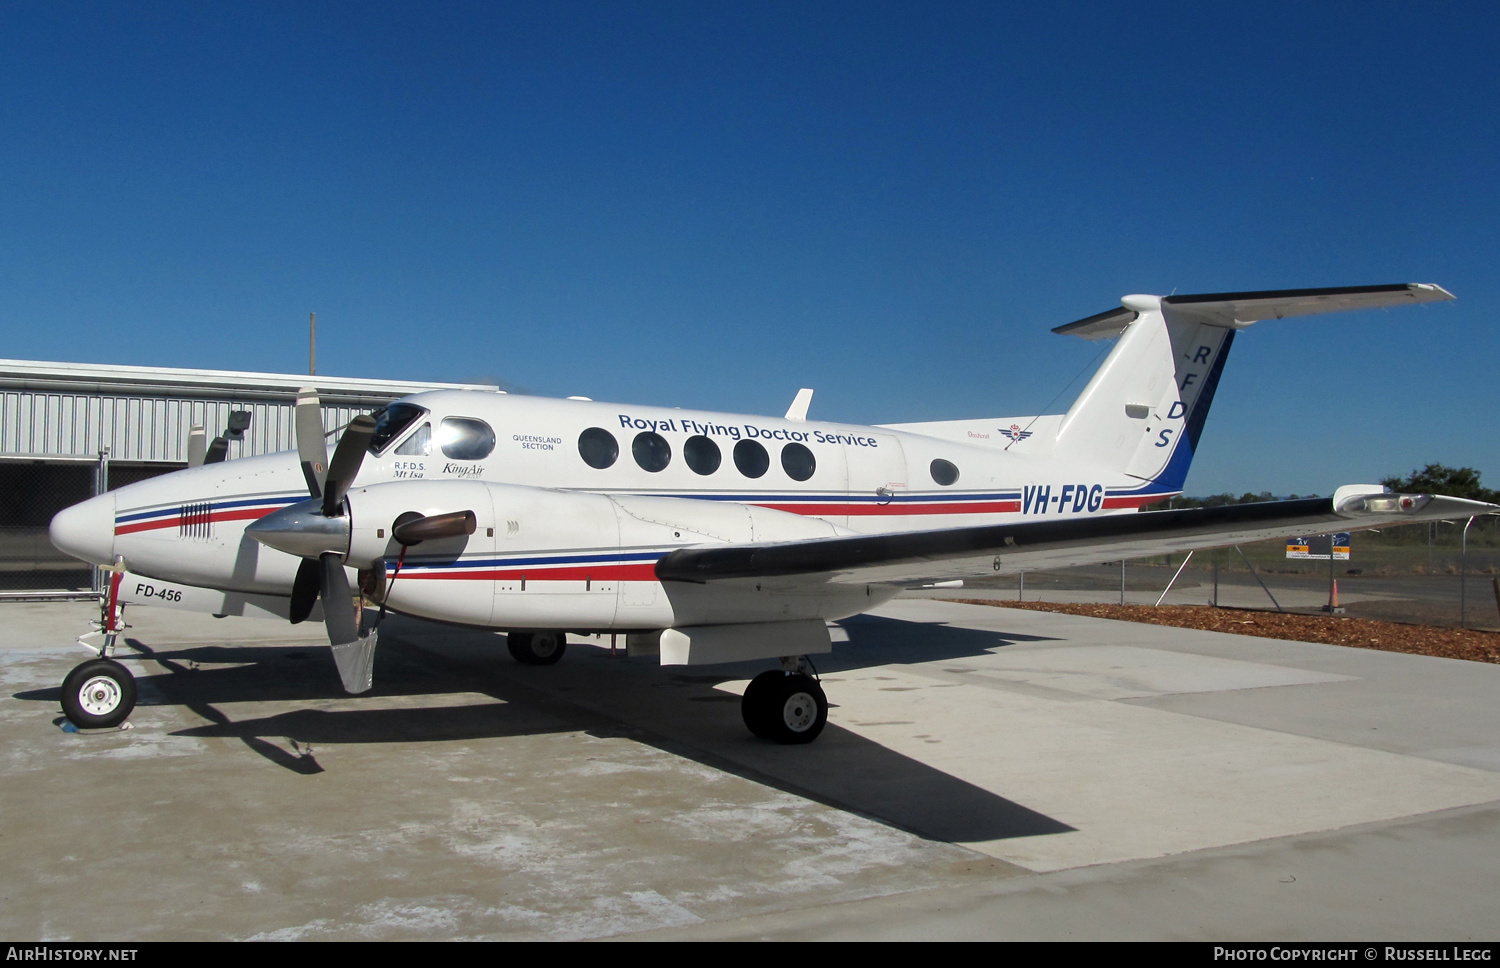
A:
[1053,296,1233,497]
[1050,284,1452,498]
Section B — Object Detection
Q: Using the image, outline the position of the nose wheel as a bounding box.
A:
[741,667,827,744]
[61,658,137,729]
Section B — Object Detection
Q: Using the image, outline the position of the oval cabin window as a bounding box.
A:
[439,417,496,460]
[734,439,770,479]
[781,442,816,481]
[578,427,619,469]
[930,459,960,486]
[684,435,721,475]
[632,431,672,472]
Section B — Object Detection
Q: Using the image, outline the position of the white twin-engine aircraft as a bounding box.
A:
[49,284,1495,743]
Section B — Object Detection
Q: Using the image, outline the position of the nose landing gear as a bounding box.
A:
[741,657,827,744]
[61,565,137,730]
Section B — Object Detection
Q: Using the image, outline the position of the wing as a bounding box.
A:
[656,487,1496,587]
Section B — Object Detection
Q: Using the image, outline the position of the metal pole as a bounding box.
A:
[1120,559,1126,605]
[1461,516,1474,628]
[1155,550,1194,607]
[1213,551,1219,607]
[1328,532,1335,612]
[93,447,110,595]
[1018,571,1024,602]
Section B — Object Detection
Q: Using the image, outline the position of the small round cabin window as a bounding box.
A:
[632,431,672,473]
[781,442,816,482]
[930,458,960,486]
[684,435,721,475]
[578,427,619,469]
[439,417,496,460]
[733,439,770,479]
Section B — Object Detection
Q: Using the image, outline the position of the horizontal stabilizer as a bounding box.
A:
[1051,306,1139,340]
[1054,283,1453,340]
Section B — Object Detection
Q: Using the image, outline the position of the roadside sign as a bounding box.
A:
[1287,533,1351,560]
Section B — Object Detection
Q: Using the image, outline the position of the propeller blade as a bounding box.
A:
[187,426,207,467]
[318,551,359,646]
[392,510,477,546]
[295,388,328,499]
[289,557,321,624]
[322,414,377,517]
[203,436,229,464]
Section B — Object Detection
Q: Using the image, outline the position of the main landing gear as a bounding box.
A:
[507,631,567,666]
[741,657,827,745]
[500,632,827,744]
[61,566,137,729]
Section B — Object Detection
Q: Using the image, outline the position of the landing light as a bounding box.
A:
[1359,495,1421,513]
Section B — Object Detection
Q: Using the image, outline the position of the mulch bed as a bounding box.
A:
[943,599,1500,665]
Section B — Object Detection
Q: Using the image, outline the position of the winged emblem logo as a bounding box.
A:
[998,423,1033,442]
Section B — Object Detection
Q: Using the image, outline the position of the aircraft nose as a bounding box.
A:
[50,492,117,566]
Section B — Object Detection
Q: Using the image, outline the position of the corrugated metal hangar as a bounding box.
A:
[0,359,496,597]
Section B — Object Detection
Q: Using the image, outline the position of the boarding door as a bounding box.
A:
[842,433,908,533]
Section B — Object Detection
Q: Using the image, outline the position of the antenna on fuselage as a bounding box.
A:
[785,388,814,422]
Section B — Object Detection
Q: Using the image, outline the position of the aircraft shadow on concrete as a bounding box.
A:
[17,614,1072,844]
[824,612,1062,671]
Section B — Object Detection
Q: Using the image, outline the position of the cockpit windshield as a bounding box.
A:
[367,403,429,455]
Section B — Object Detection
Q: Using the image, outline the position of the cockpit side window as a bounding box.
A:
[439,416,496,460]
[368,403,429,455]
[394,422,431,456]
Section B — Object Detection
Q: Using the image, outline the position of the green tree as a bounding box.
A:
[1379,464,1499,503]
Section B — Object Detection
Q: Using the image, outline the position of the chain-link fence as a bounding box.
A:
[0,458,179,597]
[961,517,1500,630]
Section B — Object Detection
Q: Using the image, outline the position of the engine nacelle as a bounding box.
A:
[338,480,868,630]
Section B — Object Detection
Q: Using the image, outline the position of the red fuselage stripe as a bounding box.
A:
[1101,495,1162,509]
[114,506,278,535]
[756,500,1023,515]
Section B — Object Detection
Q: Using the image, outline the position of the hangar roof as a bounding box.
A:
[0,359,498,403]
[0,359,502,463]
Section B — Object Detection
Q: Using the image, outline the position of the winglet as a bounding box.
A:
[785,388,814,422]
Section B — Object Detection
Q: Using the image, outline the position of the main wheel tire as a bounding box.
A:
[507,631,567,666]
[742,672,827,744]
[740,670,787,739]
[61,658,137,729]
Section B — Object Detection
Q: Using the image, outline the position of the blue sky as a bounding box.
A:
[2,1,1495,495]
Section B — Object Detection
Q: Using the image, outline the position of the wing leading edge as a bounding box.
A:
[656,489,1496,588]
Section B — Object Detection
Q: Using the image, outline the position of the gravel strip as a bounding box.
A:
[943,599,1500,665]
